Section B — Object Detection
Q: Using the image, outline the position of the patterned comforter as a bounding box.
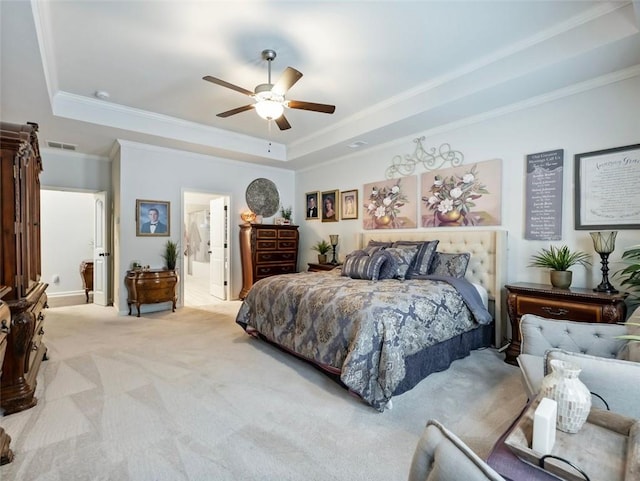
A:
[235,270,491,411]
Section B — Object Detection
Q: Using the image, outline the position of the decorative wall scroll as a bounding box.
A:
[575,144,640,230]
[420,159,502,228]
[386,137,464,178]
[525,149,564,240]
[363,176,417,230]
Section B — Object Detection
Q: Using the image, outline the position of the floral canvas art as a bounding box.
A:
[420,159,502,227]
[363,176,417,229]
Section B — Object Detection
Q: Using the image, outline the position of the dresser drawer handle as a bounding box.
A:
[1,320,8,333]
[38,313,45,321]
[39,327,45,336]
[541,307,569,316]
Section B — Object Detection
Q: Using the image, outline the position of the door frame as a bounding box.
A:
[181,189,232,305]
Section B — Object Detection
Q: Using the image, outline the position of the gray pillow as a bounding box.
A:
[393,240,440,277]
[363,240,392,255]
[375,250,398,280]
[341,252,387,281]
[428,252,470,278]
[385,246,418,280]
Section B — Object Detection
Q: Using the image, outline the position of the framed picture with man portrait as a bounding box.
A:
[321,190,339,223]
[305,191,320,220]
[136,199,170,237]
[340,189,358,220]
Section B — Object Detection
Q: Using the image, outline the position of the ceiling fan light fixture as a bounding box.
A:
[255,99,284,120]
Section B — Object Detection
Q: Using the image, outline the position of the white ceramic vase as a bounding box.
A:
[539,359,591,433]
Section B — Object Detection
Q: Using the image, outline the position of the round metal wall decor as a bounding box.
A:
[245,178,280,217]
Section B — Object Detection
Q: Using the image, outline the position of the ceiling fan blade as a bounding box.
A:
[275,115,291,131]
[216,104,255,118]
[287,100,335,114]
[272,67,303,96]
[203,76,254,97]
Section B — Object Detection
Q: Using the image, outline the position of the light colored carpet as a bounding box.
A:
[0,303,526,481]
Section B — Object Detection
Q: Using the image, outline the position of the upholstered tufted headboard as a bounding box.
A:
[359,230,508,347]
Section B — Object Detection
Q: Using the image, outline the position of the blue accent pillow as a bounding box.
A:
[375,250,398,280]
[385,246,418,280]
[341,252,386,280]
[393,240,439,277]
[363,240,392,255]
[428,252,470,278]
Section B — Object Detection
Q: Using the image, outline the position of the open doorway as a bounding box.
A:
[183,191,231,306]
[40,189,111,307]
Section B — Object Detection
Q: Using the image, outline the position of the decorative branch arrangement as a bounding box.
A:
[386,137,464,178]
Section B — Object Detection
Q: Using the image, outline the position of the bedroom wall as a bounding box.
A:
[114,140,295,314]
[295,75,640,291]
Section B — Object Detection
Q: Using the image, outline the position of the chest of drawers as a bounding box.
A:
[125,269,179,317]
[239,224,299,299]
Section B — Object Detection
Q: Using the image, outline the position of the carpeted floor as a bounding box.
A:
[0,303,526,481]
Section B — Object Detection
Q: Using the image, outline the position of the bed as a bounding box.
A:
[236,230,507,411]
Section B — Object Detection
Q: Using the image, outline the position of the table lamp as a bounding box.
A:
[329,235,339,265]
[590,231,618,293]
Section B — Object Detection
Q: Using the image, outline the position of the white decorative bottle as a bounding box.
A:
[539,359,591,433]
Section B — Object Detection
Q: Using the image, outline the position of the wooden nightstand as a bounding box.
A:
[307,263,341,272]
[504,282,627,365]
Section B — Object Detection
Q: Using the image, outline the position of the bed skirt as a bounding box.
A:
[247,321,493,403]
[393,322,493,395]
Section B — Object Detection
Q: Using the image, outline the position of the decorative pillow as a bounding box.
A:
[341,252,388,281]
[375,250,398,280]
[429,252,470,278]
[393,240,440,277]
[345,249,368,258]
[363,240,392,255]
[385,246,418,280]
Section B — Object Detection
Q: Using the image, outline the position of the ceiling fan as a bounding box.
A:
[203,49,335,131]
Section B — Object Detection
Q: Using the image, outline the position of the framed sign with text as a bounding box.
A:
[574,144,640,229]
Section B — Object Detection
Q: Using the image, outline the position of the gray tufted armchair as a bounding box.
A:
[517,309,640,419]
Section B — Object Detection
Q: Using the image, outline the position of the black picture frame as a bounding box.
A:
[574,144,640,230]
[136,199,170,236]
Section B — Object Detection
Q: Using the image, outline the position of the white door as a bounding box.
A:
[209,197,228,300]
[93,191,110,305]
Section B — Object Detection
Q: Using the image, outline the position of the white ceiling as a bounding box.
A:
[2,1,640,170]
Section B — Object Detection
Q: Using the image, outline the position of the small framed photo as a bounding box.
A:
[340,189,358,220]
[136,199,170,236]
[305,191,320,220]
[321,190,339,222]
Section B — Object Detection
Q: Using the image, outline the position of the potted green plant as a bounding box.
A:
[616,244,640,311]
[311,239,331,264]
[161,240,179,270]
[280,205,292,224]
[529,245,591,289]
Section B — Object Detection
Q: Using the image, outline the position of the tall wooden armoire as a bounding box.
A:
[0,121,48,415]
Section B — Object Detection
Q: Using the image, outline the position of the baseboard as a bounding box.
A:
[47,291,91,307]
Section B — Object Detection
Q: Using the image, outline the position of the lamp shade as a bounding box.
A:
[255,100,284,120]
[329,235,339,246]
[590,231,617,254]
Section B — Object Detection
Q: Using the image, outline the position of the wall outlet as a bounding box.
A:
[52,274,60,284]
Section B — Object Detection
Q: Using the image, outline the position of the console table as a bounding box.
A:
[125,269,179,317]
[504,282,627,365]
